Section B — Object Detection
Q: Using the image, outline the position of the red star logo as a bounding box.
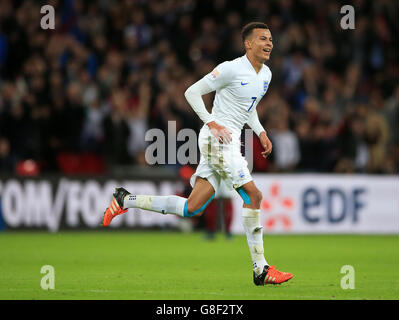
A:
[261,182,294,231]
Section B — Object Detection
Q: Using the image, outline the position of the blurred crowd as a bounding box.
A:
[0,0,398,175]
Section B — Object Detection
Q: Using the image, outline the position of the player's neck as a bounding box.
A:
[245,53,263,74]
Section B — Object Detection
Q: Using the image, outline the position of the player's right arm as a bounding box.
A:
[184,62,233,143]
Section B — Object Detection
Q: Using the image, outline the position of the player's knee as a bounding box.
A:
[186,199,202,215]
[186,193,215,217]
[250,189,263,207]
[186,200,207,217]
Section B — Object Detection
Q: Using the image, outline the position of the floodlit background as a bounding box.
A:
[0,0,399,301]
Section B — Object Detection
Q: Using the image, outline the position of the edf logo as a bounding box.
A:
[302,187,366,223]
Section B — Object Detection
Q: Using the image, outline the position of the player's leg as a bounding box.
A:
[238,180,263,209]
[238,180,267,272]
[102,127,219,226]
[238,180,293,285]
[123,176,215,217]
[101,187,186,227]
[102,177,215,226]
[184,177,215,217]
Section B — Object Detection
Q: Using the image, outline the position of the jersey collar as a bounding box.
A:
[243,54,264,75]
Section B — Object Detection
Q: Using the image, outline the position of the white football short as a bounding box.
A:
[190,125,253,194]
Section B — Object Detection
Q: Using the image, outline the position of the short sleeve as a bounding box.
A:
[203,61,233,91]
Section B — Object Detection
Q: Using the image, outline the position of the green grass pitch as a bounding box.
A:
[0,231,398,300]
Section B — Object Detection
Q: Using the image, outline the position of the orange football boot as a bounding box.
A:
[101,188,131,227]
[253,265,293,285]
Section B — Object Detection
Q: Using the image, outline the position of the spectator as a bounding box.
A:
[102,89,131,165]
[269,116,300,172]
[384,84,399,145]
[0,137,14,173]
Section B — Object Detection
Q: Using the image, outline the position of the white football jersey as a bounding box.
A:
[203,54,272,137]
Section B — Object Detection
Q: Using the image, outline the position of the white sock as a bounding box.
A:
[123,194,187,217]
[242,207,268,275]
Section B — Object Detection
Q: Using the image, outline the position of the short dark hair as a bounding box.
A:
[241,22,269,42]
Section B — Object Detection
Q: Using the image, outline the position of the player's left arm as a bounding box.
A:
[247,109,272,158]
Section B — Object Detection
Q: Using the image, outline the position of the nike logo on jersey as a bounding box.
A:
[241,82,249,86]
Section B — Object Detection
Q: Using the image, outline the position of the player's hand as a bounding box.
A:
[207,121,232,144]
[259,131,272,158]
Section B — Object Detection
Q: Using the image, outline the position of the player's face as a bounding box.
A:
[246,28,273,61]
